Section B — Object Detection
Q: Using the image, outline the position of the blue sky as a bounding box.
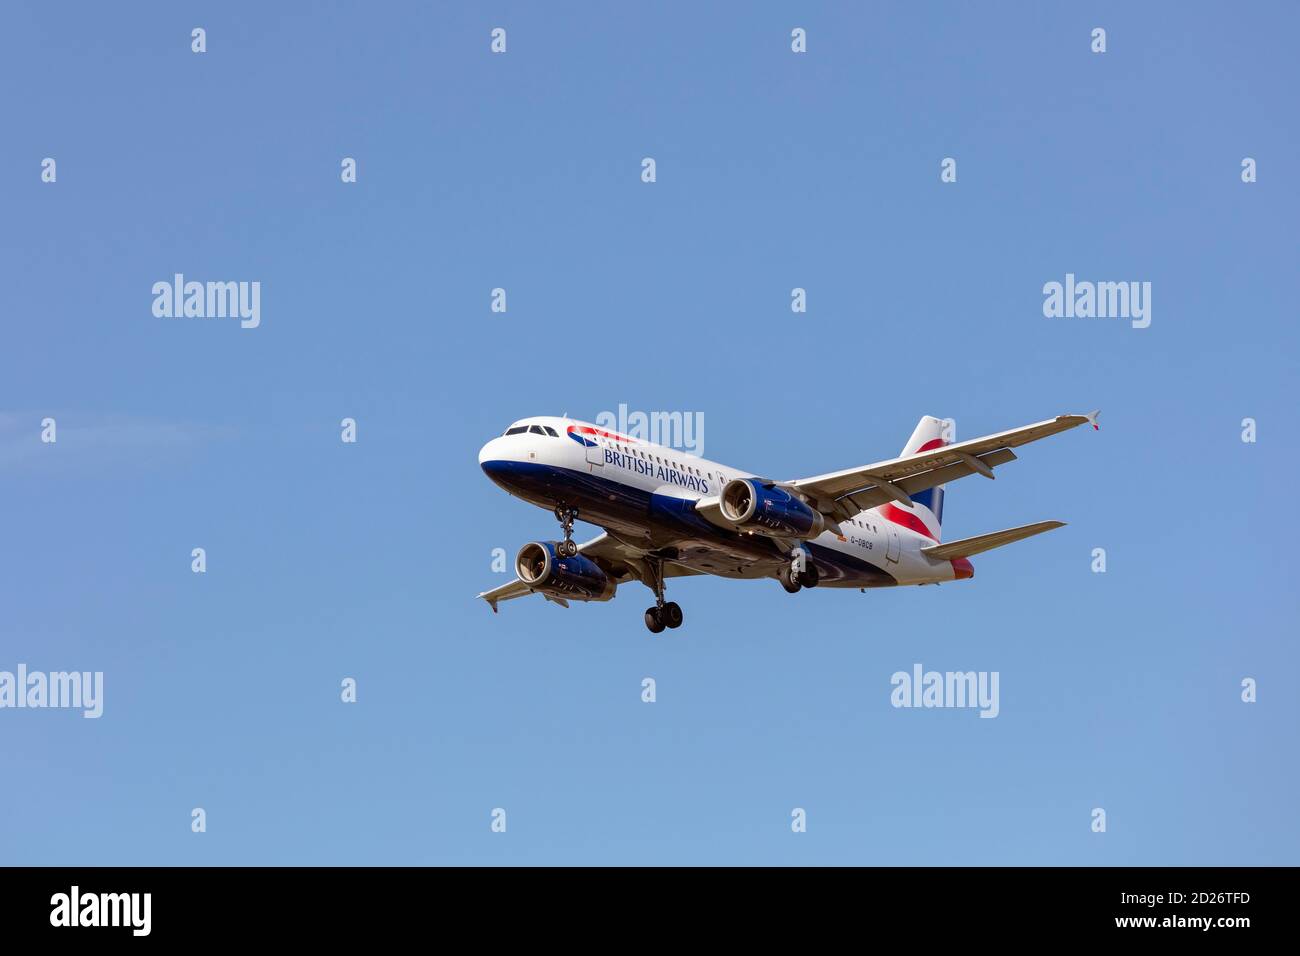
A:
[2,1,1296,865]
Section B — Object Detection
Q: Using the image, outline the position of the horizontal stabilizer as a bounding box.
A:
[921,520,1065,561]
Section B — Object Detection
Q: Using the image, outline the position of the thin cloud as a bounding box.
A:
[0,413,237,474]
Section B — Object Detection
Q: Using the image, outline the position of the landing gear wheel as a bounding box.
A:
[779,565,802,593]
[800,562,820,588]
[554,503,580,557]
[642,556,680,632]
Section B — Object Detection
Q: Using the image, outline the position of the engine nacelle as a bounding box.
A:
[515,542,616,602]
[720,478,826,538]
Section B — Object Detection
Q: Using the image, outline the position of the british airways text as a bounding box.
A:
[604,449,711,494]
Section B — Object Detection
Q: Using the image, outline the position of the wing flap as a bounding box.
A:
[831,448,1017,518]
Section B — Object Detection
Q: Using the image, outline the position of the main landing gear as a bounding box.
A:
[643,556,683,634]
[779,549,820,593]
[553,503,580,557]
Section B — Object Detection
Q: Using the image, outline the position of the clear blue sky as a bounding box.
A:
[2,1,1296,865]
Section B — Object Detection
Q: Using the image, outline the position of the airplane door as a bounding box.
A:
[886,527,901,562]
[586,437,604,467]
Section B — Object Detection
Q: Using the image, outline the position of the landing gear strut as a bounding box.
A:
[780,548,819,593]
[553,503,579,557]
[643,556,683,633]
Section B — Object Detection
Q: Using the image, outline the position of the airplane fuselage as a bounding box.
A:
[478,417,970,589]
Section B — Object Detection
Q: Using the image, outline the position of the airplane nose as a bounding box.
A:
[478,437,512,481]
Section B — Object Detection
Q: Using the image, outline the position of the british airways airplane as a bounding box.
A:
[478,411,1098,632]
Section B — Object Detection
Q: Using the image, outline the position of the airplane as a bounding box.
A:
[477,410,1099,633]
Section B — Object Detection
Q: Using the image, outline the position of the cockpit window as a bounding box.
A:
[505,424,559,437]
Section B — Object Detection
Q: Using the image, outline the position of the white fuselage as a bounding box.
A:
[478,417,966,588]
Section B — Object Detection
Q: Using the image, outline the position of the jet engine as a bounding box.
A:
[515,541,616,602]
[719,478,826,538]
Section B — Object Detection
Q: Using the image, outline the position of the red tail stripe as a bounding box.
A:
[880,503,938,541]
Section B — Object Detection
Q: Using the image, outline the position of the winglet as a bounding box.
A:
[1085,409,1100,431]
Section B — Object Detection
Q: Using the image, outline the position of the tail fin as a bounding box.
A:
[883,416,952,541]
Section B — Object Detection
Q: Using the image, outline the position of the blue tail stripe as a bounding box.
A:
[912,486,944,524]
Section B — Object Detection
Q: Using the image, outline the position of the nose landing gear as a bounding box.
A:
[553,503,580,557]
[642,556,683,633]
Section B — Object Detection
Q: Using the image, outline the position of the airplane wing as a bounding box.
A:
[477,577,549,610]
[477,532,701,612]
[784,411,1098,522]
